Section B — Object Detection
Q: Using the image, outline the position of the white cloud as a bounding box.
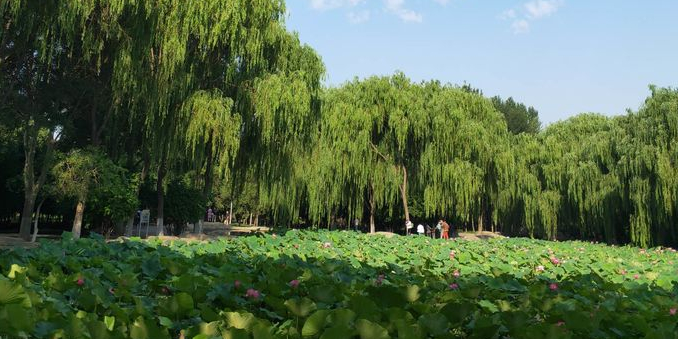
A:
[348,10,371,24]
[501,0,563,34]
[384,0,423,23]
[524,0,563,19]
[310,0,365,11]
[512,19,530,34]
[433,0,451,5]
[499,9,517,20]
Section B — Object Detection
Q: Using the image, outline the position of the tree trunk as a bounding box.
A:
[399,166,410,231]
[369,188,376,234]
[31,200,44,243]
[19,122,53,241]
[20,190,36,241]
[229,201,233,225]
[19,122,38,240]
[72,201,85,239]
[91,103,100,146]
[203,133,214,197]
[477,211,484,234]
[156,158,166,237]
[254,214,259,227]
[248,213,252,226]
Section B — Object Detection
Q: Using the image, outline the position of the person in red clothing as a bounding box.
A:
[441,220,450,240]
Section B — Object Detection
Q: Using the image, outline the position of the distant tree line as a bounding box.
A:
[1,0,677,247]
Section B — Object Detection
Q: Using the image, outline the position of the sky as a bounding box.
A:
[285,0,678,124]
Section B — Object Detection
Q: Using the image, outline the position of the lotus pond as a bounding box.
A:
[0,231,677,339]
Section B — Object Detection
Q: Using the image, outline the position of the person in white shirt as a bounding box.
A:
[405,220,414,235]
[417,224,425,236]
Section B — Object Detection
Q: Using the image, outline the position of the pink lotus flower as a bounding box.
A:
[549,283,558,291]
[322,242,332,248]
[293,244,299,249]
[234,280,241,289]
[536,265,545,272]
[449,283,459,290]
[449,250,456,259]
[550,257,561,265]
[670,308,676,315]
[453,270,460,278]
[633,274,639,280]
[619,269,627,275]
[246,288,260,299]
[76,278,85,286]
[289,279,300,288]
[556,321,565,327]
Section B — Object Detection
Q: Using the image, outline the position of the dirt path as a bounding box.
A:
[370,231,504,241]
[0,235,53,249]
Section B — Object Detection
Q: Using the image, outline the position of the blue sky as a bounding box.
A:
[285,0,678,124]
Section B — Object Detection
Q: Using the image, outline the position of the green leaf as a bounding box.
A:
[350,295,380,321]
[4,303,34,331]
[302,310,330,336]
[355,319,390,339]
[176,292,194,312]
[104,316,115,331]
[158,316,173,328]
[87,321,111,339]
[284,297,317,317]
[8,264,27,279]
[478,300,499,313]
[224,312,257,330]
[320,325,354,339]
[440,302,474,325]
[222,328,250,339]
[403,285,421,303]
[0,280,31,307]
[330,309,356,328]
[252,322,275,339]
[130,316,170,339]
[418,313,449,336]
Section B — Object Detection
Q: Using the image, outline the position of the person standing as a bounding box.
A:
[425,224,433,238]
[417,223,425,236]
[436,221,442,239]
[441,220,450,240]
[405,220,414,235]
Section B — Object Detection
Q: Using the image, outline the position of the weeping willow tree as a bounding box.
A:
[495,87,678,247]
[307,81,402,232]
[615,86,678,247]
[307,74,430,233]
[418,84,510,232]
[2,0,324,232]
[309,75,511,233]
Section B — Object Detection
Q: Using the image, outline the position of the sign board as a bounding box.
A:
[140,210,150,224]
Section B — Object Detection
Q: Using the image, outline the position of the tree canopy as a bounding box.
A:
[1,1,677,248]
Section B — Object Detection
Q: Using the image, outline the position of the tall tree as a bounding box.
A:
[491,96,541,135]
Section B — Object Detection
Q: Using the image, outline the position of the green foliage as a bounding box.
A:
[0,232,677,338]
[491,96,541,134]
[53,148,137,223]
[2,0,678,248]
[164,180,206,235]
